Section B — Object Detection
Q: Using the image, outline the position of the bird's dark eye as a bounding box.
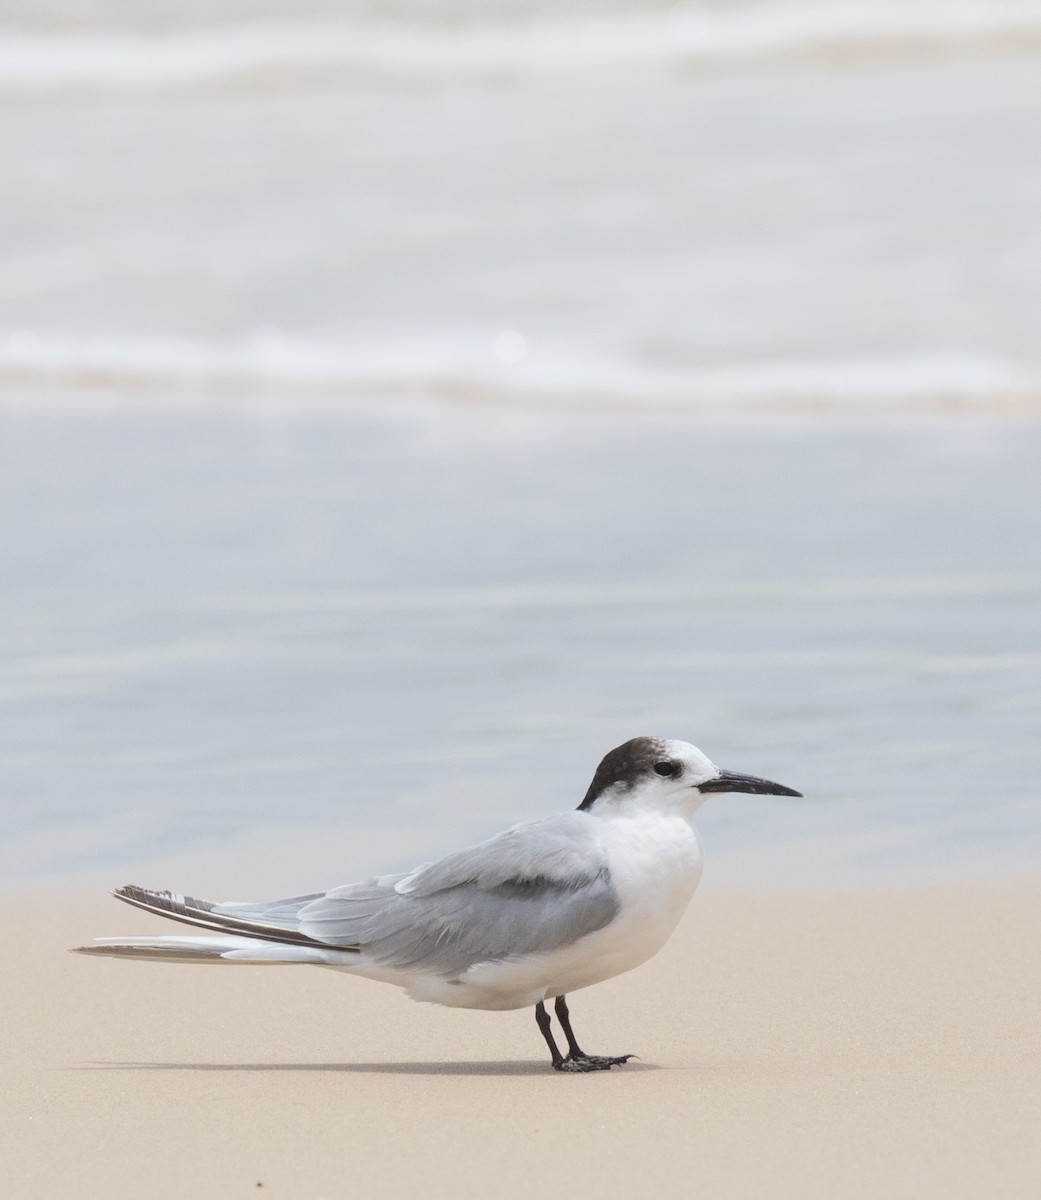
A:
[654,761,679,777]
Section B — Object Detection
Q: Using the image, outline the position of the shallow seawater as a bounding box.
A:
[1,402,1038,894]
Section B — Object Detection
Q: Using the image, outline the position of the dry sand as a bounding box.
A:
[3,881,1039,1200]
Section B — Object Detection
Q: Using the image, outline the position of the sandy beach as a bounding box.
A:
[3,880,1037,1199]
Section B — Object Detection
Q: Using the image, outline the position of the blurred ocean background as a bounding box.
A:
[1,0,1039,895]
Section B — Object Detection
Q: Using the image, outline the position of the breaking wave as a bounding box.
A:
[2,329,1040,413]
[2,1,1041,96]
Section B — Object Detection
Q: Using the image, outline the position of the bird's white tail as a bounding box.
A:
[72,934,344,965]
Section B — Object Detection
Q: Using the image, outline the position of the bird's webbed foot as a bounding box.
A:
[553,1053,633,1073]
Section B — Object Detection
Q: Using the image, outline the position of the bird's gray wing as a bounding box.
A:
[213,813,618,977]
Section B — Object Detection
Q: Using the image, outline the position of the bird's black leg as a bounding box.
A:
[534,1001,565,1070]
[550,995,633,1073]
[554,994,588,1058]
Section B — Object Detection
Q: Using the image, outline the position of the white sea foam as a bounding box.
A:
[2,329,1039,413]
[2,1,1040,95]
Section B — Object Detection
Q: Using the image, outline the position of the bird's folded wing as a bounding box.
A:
[214,814,618,976]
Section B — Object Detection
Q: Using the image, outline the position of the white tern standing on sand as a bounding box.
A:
[76,736,801,1072]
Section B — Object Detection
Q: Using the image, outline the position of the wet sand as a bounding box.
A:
[3,880,1039,1199]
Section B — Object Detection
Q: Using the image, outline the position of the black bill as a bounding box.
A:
[698,769,802,797]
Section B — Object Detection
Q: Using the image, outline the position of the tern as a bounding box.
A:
[75,736,801,1072]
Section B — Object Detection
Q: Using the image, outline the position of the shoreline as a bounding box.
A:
[4,879,1039,1198]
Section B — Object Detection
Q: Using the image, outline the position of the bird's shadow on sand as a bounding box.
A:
[79,1058,661,1077]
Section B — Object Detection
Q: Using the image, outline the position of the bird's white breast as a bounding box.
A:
[554,809,704,990]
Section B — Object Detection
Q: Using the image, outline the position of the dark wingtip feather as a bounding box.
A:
[108,882,348,950]
[112,884,214,921]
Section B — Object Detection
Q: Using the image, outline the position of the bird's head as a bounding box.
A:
[577,736,802,816]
